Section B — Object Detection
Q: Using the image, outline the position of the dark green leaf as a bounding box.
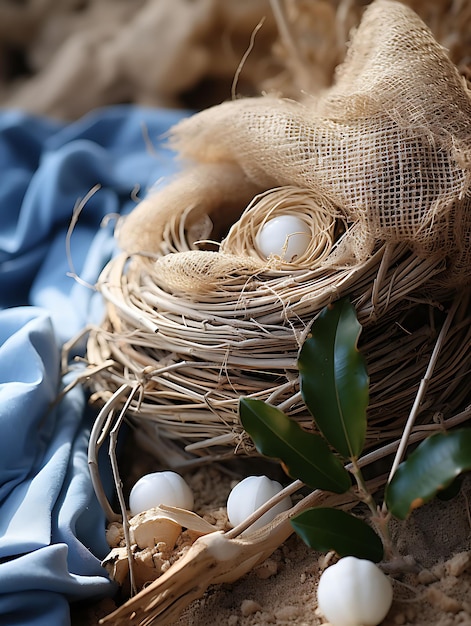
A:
[239,398,351,493]
[291,507,384,562]
[298,298,369,459]
[385,428,471,519]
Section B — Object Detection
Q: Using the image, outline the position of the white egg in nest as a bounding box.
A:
[256,215,310,262]
[129,471,194,516]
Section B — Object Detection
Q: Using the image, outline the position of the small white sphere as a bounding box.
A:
[129,471,194,516]
[317,556,393,626]
[226,475,292,531]
[256,215,310,262]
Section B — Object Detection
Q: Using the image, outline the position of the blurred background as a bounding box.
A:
[0,0,469,121]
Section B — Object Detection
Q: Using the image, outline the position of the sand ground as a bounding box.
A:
[71,438,471,626]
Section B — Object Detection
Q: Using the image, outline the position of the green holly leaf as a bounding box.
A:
[239,398,351,493]
[291,507,384,562]
[385,428,471,519]
[298,298,368,459]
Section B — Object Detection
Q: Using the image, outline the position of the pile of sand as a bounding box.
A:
[71,436,471,625]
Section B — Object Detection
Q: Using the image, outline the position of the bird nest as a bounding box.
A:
[85,184,471,464]
[83,0,471,478]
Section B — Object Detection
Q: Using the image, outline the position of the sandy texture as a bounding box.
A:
[175,473,471,626]
[71,436,471,626]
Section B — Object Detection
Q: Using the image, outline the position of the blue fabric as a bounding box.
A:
[0,106,189,625]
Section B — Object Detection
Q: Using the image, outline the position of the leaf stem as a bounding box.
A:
[350,457,395,558]
[350,458,378,517]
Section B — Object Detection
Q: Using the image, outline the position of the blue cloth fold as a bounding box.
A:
[0,105,189,625]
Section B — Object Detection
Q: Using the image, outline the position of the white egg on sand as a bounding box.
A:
[226,475,292,532]
[129,471,194,516]
[256,215,310,262]
[317,556,393,626]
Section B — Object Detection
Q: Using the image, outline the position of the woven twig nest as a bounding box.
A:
[85,0,471,468]
[86,195,471,462]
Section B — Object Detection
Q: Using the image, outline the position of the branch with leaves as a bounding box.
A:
[240,297,471,562]
[101,297,471,626]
